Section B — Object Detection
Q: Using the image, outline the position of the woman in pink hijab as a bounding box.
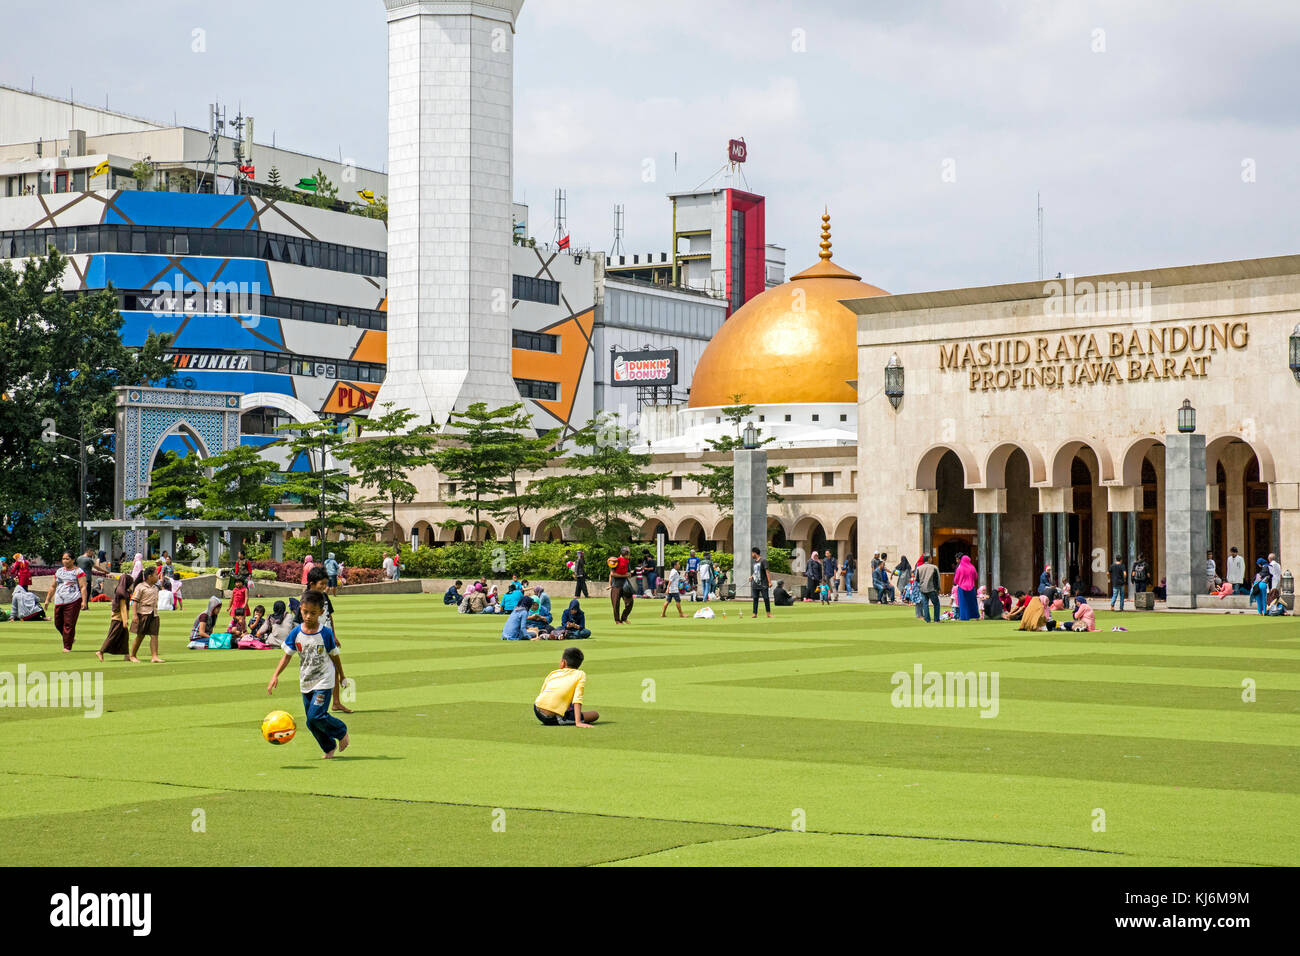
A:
[953,554,979,621]
[301,553,314,586]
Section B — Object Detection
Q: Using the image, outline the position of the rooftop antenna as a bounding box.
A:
[610,204,625,257]
[1037,191,1045,281]
[553,188,567,246]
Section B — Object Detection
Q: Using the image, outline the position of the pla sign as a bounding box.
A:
[611,349,677,387]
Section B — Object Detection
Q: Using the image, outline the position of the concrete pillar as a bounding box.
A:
[973,488,1006,588]
[272,530,284,561]
[921,513,932,559]
[1127,511,1137,603]
[990,514,1001,589]
[159,527,175,559]
[1055,512,1067,589]
[1043,512,1054,583]
[1164,433,1207,609]
[976,513,988,589]
[207,529,223,569]
[98,529,112,559]
[732,447,768,599]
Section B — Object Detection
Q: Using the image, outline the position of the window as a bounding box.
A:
[812,414,819,422]
[672,477,682,490]
[822,472,835,487]
[512,330,559,352]
[840,414,847,422]
[758,415,765,422]
[512,274,560,305]
[783,473,795,488]
[514,378,559,401]
[784,414,791,422]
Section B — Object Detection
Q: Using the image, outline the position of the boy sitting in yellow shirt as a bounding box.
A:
[533,646,599,727]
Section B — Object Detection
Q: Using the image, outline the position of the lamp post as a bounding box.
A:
[522,526,532,551]
[51,423,115,555]
[742,421,758,449]
[1290,325,1300,382]
[1177,398,1196,434]
[885,353,905,409]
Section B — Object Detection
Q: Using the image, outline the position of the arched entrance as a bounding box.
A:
[932,450,974,574]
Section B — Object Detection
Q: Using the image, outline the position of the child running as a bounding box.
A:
[661,560,685,618]
[267,590,350,758]
[533,646,598,727]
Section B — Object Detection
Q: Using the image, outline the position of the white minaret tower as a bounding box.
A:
[374,0,525,425]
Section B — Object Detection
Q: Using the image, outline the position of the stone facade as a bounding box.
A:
[849,254,1300,596]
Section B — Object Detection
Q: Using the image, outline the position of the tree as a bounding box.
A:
[274,419,382,547]
[431,402,559,538]
[350,194,388,222]
[528,412,671,543]
[130,158,154,191]
[200,443,283,521]
[265,165,285,202]
[124,450,206,521]
[303,167,339,209]
[339,403,440,547]
[692,399,786,516]
[0,249,175,558]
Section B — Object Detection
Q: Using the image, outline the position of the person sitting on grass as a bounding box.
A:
[267,590,349,759]
[444,580,463,606]
[982,587,1004,620]
[527,585,552,627]
[188,596,222,648]
[502,595,539,641]
[773,580,794,607]
[9,584,45,622]
[1015,595,1050,631]
[1062,594,1096,631]
[501,582,524,614]
[559,599,590,639]
[533,646,598,727]
[246,604,266,637]
[485,585,502,613]
[661,560,685,618]
[467,587,488,614]
[258,600,293,646]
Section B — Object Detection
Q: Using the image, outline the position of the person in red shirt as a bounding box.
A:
[229,580,249,624]
[608,546,634,624]
[13,554,33,589]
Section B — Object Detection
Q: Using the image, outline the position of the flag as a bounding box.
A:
[357,189,375,204]
[557,234,570,250]
[90,160,109,178]
[295,177,317,192]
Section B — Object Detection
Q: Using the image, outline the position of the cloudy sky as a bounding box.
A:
[12,0,1300,292]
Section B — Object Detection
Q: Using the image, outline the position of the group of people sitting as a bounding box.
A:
[502,595,591,641]
[187,595,297,649]
[446,578,538,615]
[1007,587,1096,632]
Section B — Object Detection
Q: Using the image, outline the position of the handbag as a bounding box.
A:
[621,578,633,598]
[208,631,234,650]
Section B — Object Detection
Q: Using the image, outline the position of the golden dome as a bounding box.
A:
[687,211,888,408]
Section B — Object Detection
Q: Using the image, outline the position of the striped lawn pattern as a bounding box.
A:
[1,597,1297,866]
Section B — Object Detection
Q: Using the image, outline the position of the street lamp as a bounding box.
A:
[885,353,905,409]
[1177,398,1196,434]
[1289,324,1300,383]
[742,421,758,449]
[50,425,115,554]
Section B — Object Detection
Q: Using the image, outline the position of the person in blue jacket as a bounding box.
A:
[443,580,462,606]
[501,582,524,613]
[501,596,537,641]
[559,599,590,639]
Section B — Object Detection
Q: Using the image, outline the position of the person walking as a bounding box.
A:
[749,547,772,618]
[913,553,940,623]
[573,550,589,598]
[698,552,713,601]
[805,549,822,601]
[843,553,856,596]
[1132,554,1150,597]
[96,570,134,662]
[953,555,979,620]
[609,546,634,624]
[1109,555,1127,611]
[46,551,89,652]
[822,550,838,602]
[324,552,341,596]
[1226,546,1245,595]
[893,555,912,604]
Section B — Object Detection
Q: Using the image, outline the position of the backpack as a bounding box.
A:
[208,632,234,650]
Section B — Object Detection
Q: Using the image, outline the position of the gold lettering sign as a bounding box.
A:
[939,322,1249,391]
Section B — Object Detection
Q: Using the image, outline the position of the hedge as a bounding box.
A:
[280,538,790,579]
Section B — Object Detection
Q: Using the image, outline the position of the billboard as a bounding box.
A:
[611,348,678,387]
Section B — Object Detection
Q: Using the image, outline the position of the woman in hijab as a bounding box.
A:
[96,571,135,662]
[1017,594,1049,631]
[130,552,145,580]
[260,599,294,647]
[560,599,590,639]
[997,586,1013,614]
[953,555,979,621]
[486,585,500,613]
[301,554,315,587]
[893,555,913,598]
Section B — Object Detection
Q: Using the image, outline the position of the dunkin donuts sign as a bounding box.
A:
[611,349,678,387]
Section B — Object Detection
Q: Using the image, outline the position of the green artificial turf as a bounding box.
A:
[0,596,1296,866]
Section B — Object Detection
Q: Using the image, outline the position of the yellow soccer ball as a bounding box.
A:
[261,710,296,745]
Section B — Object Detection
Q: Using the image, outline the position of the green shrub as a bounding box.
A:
[250,569,277,581]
